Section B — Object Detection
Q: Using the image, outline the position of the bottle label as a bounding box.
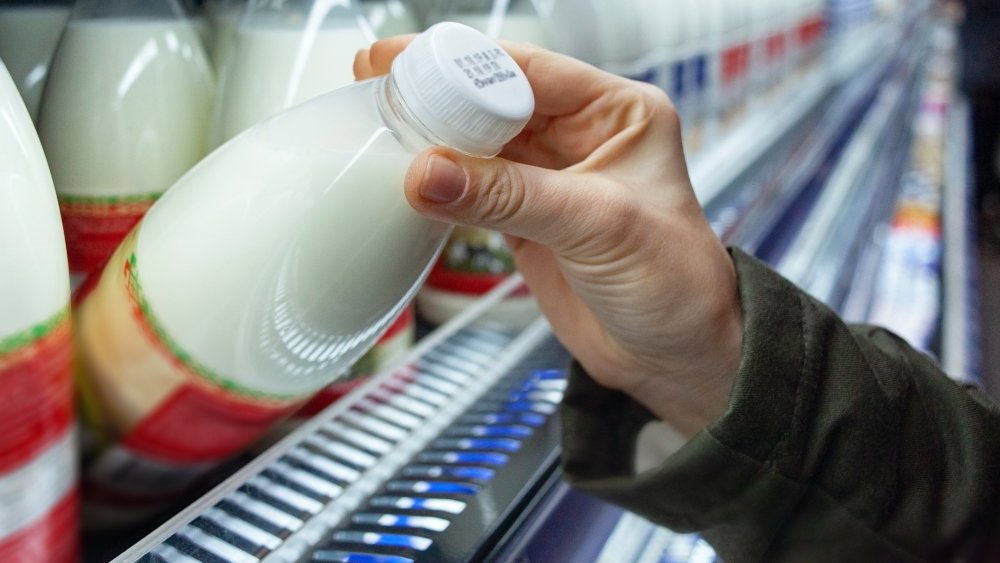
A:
[766,32,786,62]
[295,306,416,418]
[75,233,305,516]
[424,227,528,296]
[0,310,78,562]
[58,193,158,276]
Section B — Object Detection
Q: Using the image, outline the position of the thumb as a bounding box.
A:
[404,148,622,255]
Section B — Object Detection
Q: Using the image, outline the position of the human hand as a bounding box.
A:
[355,38,743,437]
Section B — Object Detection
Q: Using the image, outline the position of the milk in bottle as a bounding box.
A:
[0,2,71,123]
[362,0,421,37]
[205,0,246,71]
[38,0,215,283]
[431,0,551,46]
[209,0,376,147]
[419,0,546,327]
[73,21,533,524]
[0,60,77,563]
[589,0,649,82]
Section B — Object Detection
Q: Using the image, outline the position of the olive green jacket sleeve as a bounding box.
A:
[559,248,1000,562]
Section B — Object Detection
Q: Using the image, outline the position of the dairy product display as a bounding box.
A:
[0,3,71,123]
[362,0,421,38]
[39,3,214,283]
[209,0,376,146]
[0,61,77,563]
[73,21,533,523]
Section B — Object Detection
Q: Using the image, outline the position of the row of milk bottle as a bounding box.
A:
[1,9,536,555]
[590,0,827,151]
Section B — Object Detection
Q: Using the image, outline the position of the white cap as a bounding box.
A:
[391,22,534,156]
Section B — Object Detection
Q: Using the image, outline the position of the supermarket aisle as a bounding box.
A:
[978,240,1000,399]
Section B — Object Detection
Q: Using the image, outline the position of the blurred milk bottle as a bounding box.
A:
[418,0,548,327]
[72,21,533,525]
[0,61,77,563]
[430,0,550,46]
[361,0,421,37]
[209,0,376,147]
[590,0,647,82]
[204,0,247,72]
[38,0,214,285]
[0,0,71,123]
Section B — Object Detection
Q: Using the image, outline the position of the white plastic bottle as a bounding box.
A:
[761,0,788,92]
[205,0,246,72]
[0,61,77,563]
[642,0,682,95]
[361,0,421,38]
[678,0,708,150]
[587,0,648,81]
[0,2,71,123]
[701,0,727,140]
[38,0,215,284]
[717,0,749,126]
[746,0,771,101]
[418,0,546,327]
[209,0,377,147]
[432,0,550,46]
[73,21,533,524]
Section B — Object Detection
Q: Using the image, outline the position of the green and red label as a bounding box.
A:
[58,192,157,276]
[425,228,528,296]
[0,309,74,474]
[79,248,306,515]
[0,309,78,563]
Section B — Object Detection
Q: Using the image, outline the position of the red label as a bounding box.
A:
[0,489,78,563]
[59,198,153,277]
[120,383,301,464]
[0,319,74,475]
[766,33,786,61]
[425,260,530,297]
[722,47,742,84]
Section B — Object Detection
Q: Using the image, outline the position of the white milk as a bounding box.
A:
[207,3,243,72]
[38,17,214,277]
[0,61,76,563]
[211,23,372,146]
[448,13,551,47]
[143,87,447,395]
[362,0,421,37]
[0,6,70,123]
[0,62,69,337]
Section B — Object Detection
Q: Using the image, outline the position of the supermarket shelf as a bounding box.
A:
[941,99,980,382]
[781,51,923,308]
[114,12,952,563]
[116,275,579,563]
[689,24,891,208]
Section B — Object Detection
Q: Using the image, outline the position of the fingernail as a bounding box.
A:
[420,155,466,203]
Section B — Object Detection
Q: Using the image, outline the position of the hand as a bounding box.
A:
[355,39,743,437]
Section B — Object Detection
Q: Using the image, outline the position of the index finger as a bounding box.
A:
[354,35,620,119]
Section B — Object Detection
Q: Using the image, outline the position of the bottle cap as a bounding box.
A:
[392,22,534,156]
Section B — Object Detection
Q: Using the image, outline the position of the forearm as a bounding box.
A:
[560,248,1000,562]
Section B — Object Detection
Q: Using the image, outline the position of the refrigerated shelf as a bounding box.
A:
[110,10,955,563]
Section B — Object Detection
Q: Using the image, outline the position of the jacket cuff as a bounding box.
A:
[559,247,819,534]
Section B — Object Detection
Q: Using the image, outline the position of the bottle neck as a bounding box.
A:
[376,73,448,154]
